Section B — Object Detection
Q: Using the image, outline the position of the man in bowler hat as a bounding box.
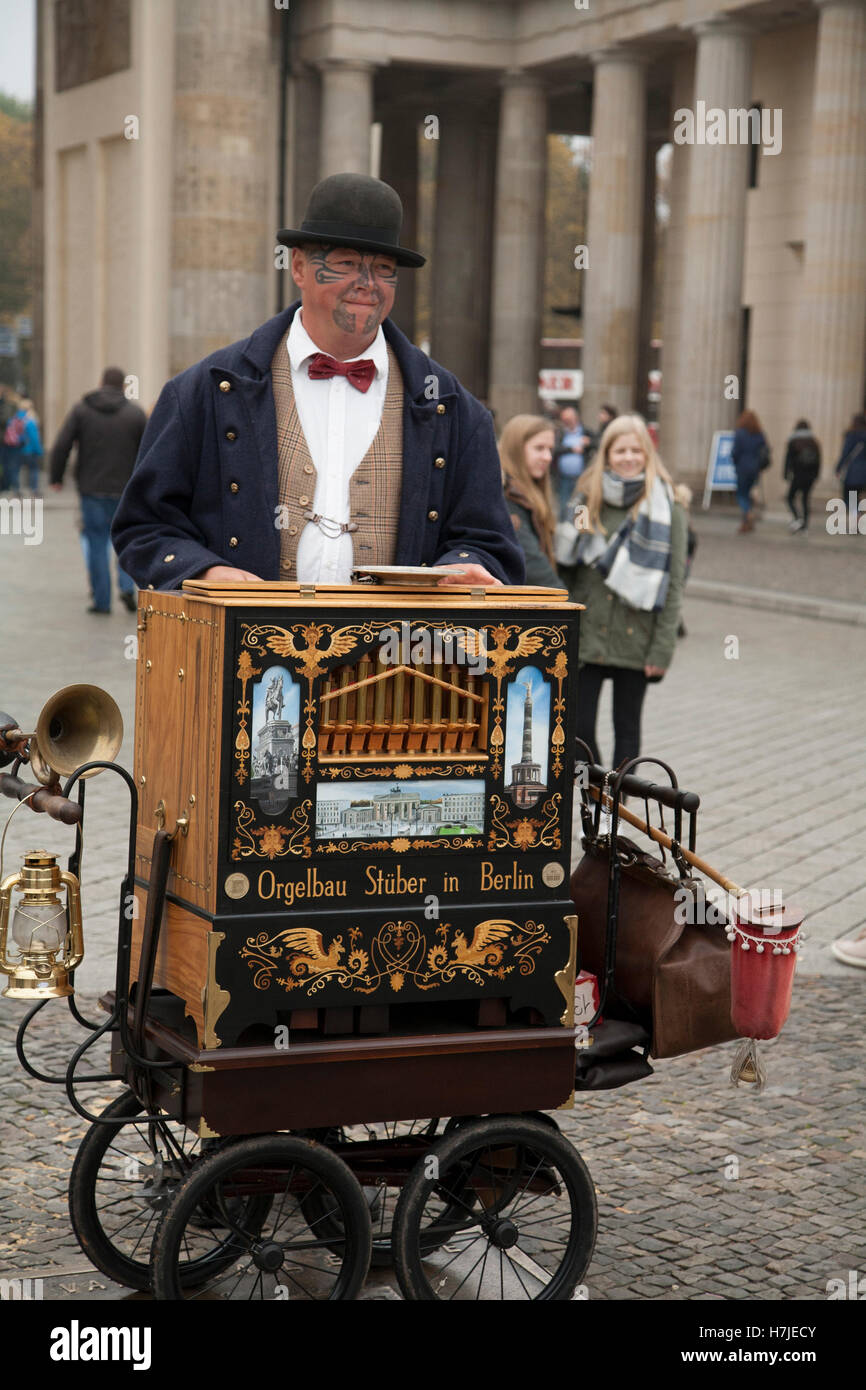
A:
[112,174,523,589]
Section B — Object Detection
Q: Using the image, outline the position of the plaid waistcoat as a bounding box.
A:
[271,340,405,579]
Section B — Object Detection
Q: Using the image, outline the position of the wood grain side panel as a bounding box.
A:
[134,593,223,914]
[130,886,209,1047]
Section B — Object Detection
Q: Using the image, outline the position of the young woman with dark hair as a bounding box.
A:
[730,409,769,533]
[497,414,560,587]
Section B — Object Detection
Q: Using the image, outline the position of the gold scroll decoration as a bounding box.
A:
[234,650,262,786]
[322,763,484,780]
[239,917,551,996]
[545,649,568,779]
[231,800,312,859]
[316,836,483,855]
[487,792,562,852]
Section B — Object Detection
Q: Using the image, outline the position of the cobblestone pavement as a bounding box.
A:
[1,491,864,1300]
[689,502,866,605]
[1,973,863,1301]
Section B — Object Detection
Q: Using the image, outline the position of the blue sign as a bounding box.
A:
[702,430,737,508]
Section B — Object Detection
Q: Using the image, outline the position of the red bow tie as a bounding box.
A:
[307,352,377,393]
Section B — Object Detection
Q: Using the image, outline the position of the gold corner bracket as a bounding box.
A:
[554,913,578,1028]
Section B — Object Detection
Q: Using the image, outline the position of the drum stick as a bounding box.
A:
[586,786,744,896]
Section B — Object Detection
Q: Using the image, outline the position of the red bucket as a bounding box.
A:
[729,892,804,1040]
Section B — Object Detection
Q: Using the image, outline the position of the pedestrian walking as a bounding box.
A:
[49,367,147,614]
[4,397,43,494]
[0,385,16,492]
[783,419,821,532]
[583,402,619,466]
[834,412,866,503]
[498,414,560,587]
[561,414,687,772]
[730,409,770,532]
[551,404,590,518]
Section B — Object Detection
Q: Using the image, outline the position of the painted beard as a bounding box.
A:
[333,298,383,335]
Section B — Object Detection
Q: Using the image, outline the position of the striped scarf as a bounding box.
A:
[578,472,673,612]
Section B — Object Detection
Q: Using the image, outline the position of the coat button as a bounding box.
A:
[229,537,238,548]
[164,554,175,562]
[436,404,445,415]
[299,494,310,506]
[626,626,633,635]
[428,510,439,521]
[289,525,298,536]
[230,482,239,493]
[434,456,445,469]
[219,380,231,393]
[226,430,237,442]
[303,464,314,474]
[459,552,469,558]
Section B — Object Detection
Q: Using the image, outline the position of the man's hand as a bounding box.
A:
[437,562,502,587]
[196,565,263,583]
[644,664,666,679]
[50,482,62,492]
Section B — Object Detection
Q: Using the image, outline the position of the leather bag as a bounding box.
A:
[570,835,739,1060]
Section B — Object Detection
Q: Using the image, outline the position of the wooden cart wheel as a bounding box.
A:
[68,1088,240,1292]
[150,1134,372,1301]
[392,1116,597,1301]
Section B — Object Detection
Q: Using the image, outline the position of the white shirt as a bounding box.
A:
[286,310,389,583]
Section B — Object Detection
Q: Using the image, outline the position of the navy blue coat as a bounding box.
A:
[730,427,767,486]
[836,429,866,491]
[111,303,524,590]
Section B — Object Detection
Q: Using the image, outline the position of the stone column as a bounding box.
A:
[580,49,647,423]
[798,0,866,479]
[431,102,496,396]
[678,18,753,480]
[380,112,420,340]
[635,135,663,420]
[290,62,321,224]
[658,49,695,471]
[488,71,548,424]
[317,60,375,178]
[170,0,273,374]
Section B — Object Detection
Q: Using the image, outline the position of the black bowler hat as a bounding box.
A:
[277,173,425,268]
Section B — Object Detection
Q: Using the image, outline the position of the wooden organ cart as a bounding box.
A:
[112,574,598,1299]
[6,574,613,1302]
[2,576,803,1301]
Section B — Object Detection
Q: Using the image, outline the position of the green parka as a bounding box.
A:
[562,497,688,671]
[504,483,560,588]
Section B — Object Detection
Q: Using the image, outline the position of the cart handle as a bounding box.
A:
[575,759,700,814]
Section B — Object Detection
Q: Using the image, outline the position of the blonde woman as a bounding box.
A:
[497,414,560,587]
[561,414,687,771]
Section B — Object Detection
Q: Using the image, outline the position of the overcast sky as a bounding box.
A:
[0,0,35,103]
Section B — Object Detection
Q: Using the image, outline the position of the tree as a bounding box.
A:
[0,99,33,320]
[543,135,589,340]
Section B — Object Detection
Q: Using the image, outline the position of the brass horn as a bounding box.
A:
[29,685,123,785]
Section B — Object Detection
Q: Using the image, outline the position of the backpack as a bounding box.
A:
[3,415,25,448]
[796,438,819,469]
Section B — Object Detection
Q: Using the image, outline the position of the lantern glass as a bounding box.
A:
[11,899,67,954]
